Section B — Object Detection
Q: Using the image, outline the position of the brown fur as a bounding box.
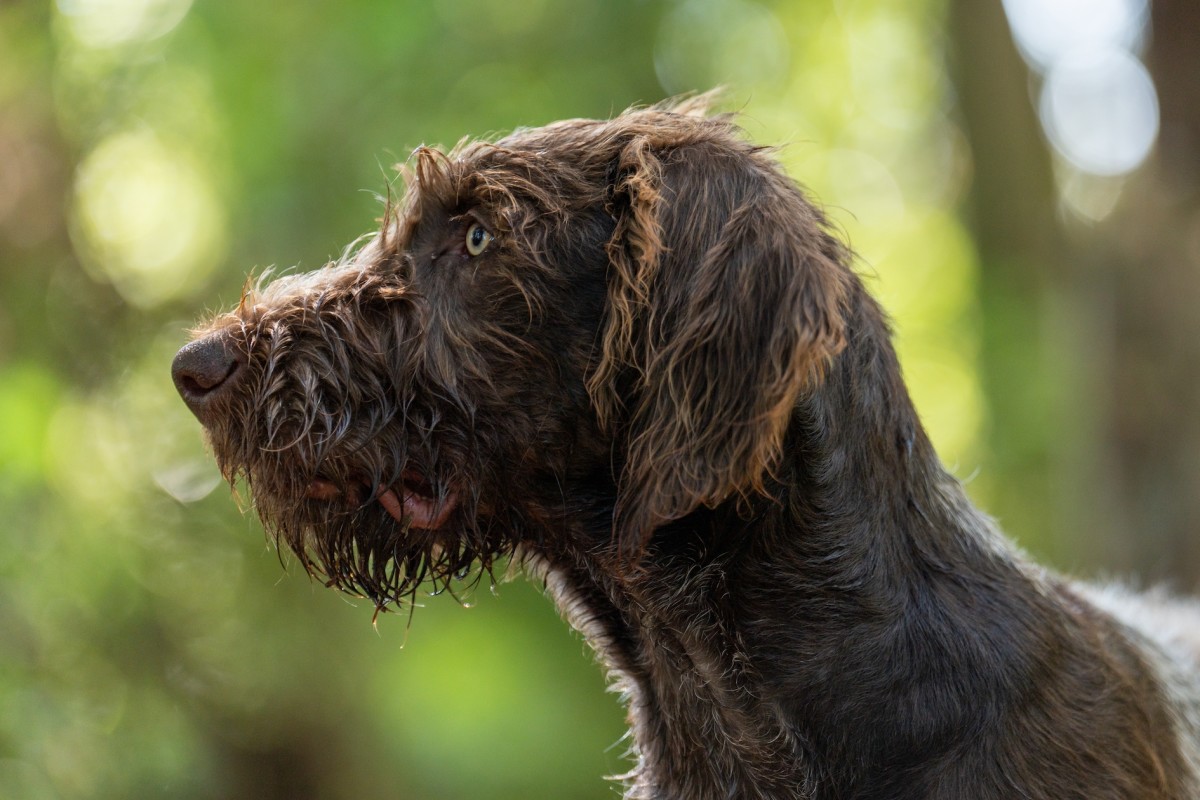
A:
[173,99,1200,799]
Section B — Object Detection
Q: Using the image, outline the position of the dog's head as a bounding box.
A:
[173,99,852,606]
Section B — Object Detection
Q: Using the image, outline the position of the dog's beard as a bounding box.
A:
[201,378,508,611]
[187,290,530,609]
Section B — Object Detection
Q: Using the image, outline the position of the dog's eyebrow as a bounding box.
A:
[446,210,486,226]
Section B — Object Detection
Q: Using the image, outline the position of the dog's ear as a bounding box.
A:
[589,125,852,553]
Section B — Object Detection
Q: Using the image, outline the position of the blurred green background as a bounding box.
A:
[2,0,1198,797]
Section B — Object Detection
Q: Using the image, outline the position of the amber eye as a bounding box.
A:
[465,222,493,256]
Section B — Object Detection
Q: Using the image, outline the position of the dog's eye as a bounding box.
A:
[465,222,493,256]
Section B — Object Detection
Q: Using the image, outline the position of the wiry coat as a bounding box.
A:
[173,100,1200,799]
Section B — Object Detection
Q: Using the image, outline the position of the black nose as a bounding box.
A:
[171,333,244,423]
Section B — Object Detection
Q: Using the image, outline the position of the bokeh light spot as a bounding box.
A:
[46,397,136,509]
[56,0,194,49]
[1056,167,1127,222]
[71,129,226,309]
[1039,47,1158,177]
[1001,0,1147,72]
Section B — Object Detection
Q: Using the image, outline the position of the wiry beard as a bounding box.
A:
[195,273,516,612]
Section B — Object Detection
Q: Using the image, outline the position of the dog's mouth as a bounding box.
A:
[304,470,457,530]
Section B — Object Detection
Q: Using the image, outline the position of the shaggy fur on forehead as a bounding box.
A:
[395,98,729,242]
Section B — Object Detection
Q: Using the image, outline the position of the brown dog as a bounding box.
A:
[173,100,1200,799]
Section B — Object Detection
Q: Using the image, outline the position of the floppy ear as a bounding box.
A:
[589,127,852,552]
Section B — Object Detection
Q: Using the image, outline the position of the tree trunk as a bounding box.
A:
[947,0,1200,588]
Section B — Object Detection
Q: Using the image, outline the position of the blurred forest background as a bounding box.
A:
[2,0,1198,797]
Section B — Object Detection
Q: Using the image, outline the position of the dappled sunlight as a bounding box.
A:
[46,396,139,510]
[1002,0,1158,220]
[1054,163,1128,223]
[71,129,227,309]
[842,8,942,136]
[1002,0,1148,72]
[41,331,215,514]
[876,212,978,329]
[56,0,193,49]
[742,0,987,471]
[0,362,61,487]
[1039,48,1158,177]
[42,328,228,557]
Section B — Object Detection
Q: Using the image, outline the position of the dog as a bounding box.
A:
[172,99,1200,799]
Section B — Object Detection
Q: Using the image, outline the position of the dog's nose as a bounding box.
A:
[171,333,243,423]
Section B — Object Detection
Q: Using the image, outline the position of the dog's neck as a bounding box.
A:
[537,284,1191,800]
[527,286,999,798]
[532,282,1187,800]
